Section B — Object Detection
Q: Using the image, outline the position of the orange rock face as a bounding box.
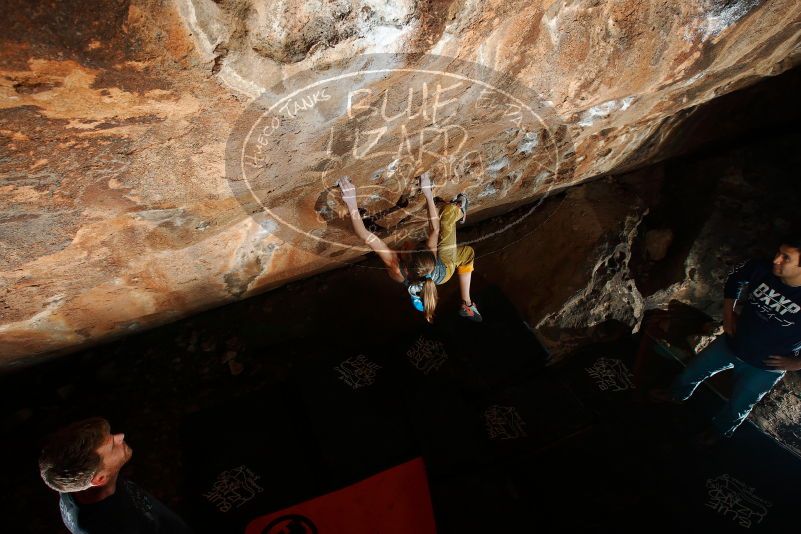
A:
[1,0,800,365]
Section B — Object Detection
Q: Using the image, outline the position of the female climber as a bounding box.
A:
[337,173,482,323]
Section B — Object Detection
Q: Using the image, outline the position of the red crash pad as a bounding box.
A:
[245,458,436,534]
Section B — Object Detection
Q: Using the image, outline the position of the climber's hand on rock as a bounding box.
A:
[763,355,801,371]
[420,172,434,199]
[337,176,358,209]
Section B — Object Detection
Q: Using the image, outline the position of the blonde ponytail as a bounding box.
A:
[423,278,438,323]
[402,247,439,322]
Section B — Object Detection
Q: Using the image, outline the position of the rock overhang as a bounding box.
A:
[1,0,801,364]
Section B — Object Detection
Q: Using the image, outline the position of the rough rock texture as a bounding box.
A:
[536,207,646,351]
[2,0,801,364]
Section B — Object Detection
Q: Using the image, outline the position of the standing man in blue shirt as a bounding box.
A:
[652,238,801,439]
[39,417,193,533]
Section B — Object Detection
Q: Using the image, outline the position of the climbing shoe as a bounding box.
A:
[453,193,469,224]
[459,300,482,322]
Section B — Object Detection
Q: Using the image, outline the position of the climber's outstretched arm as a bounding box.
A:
[420,172,440,254]
[338,177,404,282]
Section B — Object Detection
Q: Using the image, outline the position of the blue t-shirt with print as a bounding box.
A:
[724,259,801,369]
